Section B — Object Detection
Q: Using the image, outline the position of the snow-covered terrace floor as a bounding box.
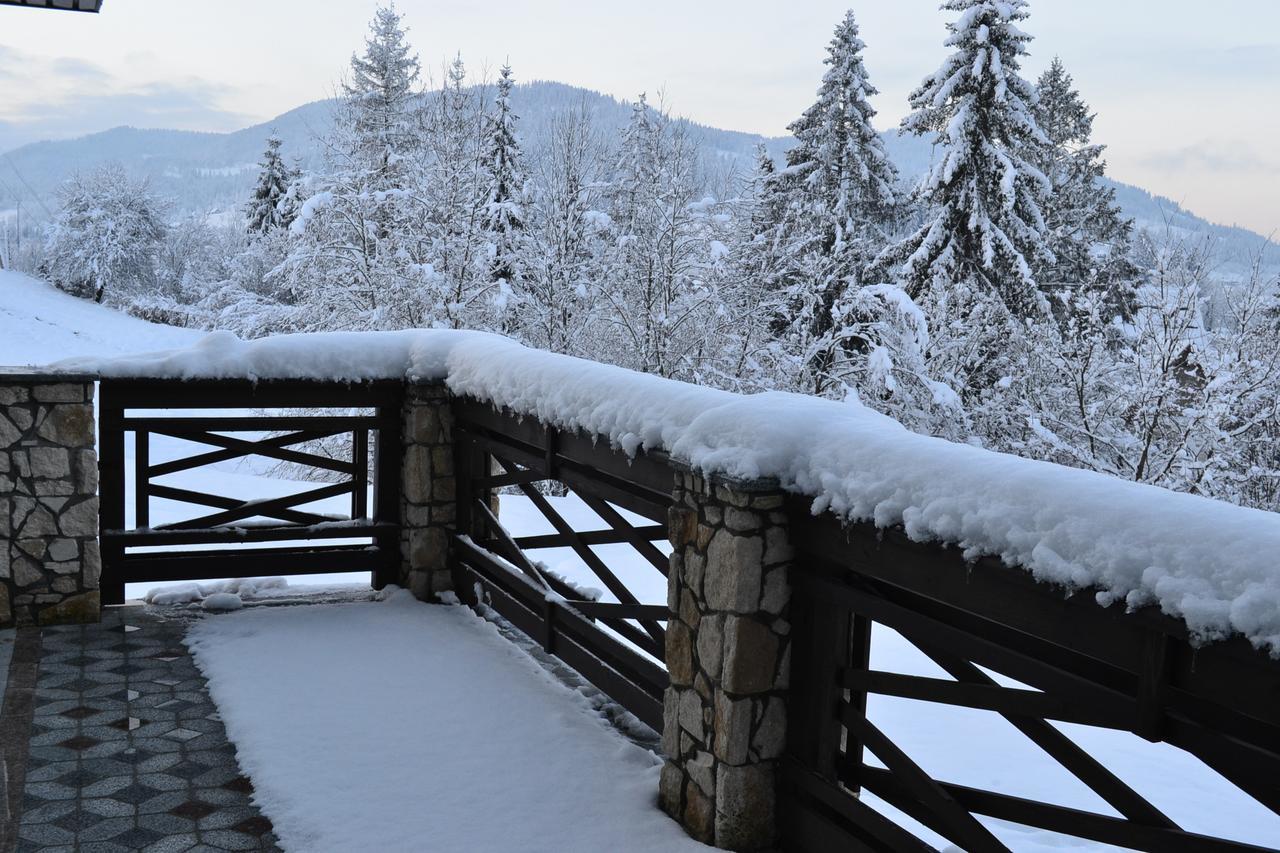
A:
[0,593,706,853]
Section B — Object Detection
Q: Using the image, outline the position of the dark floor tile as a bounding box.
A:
[13,608,282,852]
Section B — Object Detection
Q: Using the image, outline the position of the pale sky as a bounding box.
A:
[0,0,1276,235]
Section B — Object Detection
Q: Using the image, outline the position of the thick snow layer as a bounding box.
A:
[185,592,707,853]
[64,328,1280,653]
[0,270,199,365]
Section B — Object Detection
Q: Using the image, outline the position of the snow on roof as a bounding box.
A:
[56,329,1280,654]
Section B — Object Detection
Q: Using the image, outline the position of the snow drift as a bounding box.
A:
[57,329,1280,653]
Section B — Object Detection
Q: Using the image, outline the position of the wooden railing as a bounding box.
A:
[782,511,1280,853]
[88,376,1280,851]
[97,378,403,604]
[449,397,674,731]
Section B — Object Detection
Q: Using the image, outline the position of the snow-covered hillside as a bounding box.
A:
[0,269,199,366]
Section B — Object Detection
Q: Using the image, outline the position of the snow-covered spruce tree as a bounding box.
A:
[879,0,1053,319]
[43,164,167,304]
[343,3,422,186]
[246,134,298,234]
[766,10,899,396]
[482,64,527,320]
[282,4,431,331]
[1033,57,1137,308]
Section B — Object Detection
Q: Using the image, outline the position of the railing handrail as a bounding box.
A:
[30,327,1280,655]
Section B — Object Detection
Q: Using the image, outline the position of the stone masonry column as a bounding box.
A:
[661,470,793,851]
[399,381,456,600]
[1,372,101,628]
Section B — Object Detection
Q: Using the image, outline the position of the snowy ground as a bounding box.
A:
[0,270,199,364]
[185,592,706,853]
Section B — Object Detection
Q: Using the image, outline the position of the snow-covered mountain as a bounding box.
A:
[0,82,789,219]
[2,80,1274,271]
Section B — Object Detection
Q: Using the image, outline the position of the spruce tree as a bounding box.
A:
[483,64,527,297]
[343,2,421,184]
[880,0,1053,319]
[1033,57,1136,304]
[246,134,295,234]
[767,9,899,396]
[282,3,430,330]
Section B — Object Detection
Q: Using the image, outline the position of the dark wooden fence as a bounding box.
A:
[97,379,403,604]
[93,379,1280,850]
[782,511,1280,853]
[449,397,673,731]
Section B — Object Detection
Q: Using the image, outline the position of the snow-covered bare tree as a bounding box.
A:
[43,164,167,304]
[519,102,608,355]
[766,10,900,396]
[420,54,495,329]
[246,134,298,234]
[718,145,789,390]
[1003,230,1280,506]
[879,0,1053,319]
[1211,248,1280,509]
[598,95,722,379]
[1113,234,1280,499]
[832,282,969,438]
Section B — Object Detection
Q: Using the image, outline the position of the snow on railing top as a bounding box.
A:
[53,328,1280,654]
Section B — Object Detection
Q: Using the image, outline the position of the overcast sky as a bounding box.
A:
[0,0,1276,235]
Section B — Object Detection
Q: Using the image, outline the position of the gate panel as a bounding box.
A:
[98,379,403,603]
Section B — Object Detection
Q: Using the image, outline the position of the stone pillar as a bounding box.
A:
[660,470,793,851]
[1,374,100,628]
[399,382,456,601]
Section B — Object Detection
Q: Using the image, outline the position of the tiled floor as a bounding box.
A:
[7,608,281,853]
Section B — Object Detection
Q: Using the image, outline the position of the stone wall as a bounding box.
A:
[1,377,100,628]
[399,382,457,600]
[660,470,793,851]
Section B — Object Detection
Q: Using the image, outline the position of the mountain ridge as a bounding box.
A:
[1,81,1274,273]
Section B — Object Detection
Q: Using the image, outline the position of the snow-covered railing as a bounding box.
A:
[10,330,1280,850]
[57,328,1280,655]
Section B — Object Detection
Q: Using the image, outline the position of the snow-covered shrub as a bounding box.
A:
[43,163,167,304]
